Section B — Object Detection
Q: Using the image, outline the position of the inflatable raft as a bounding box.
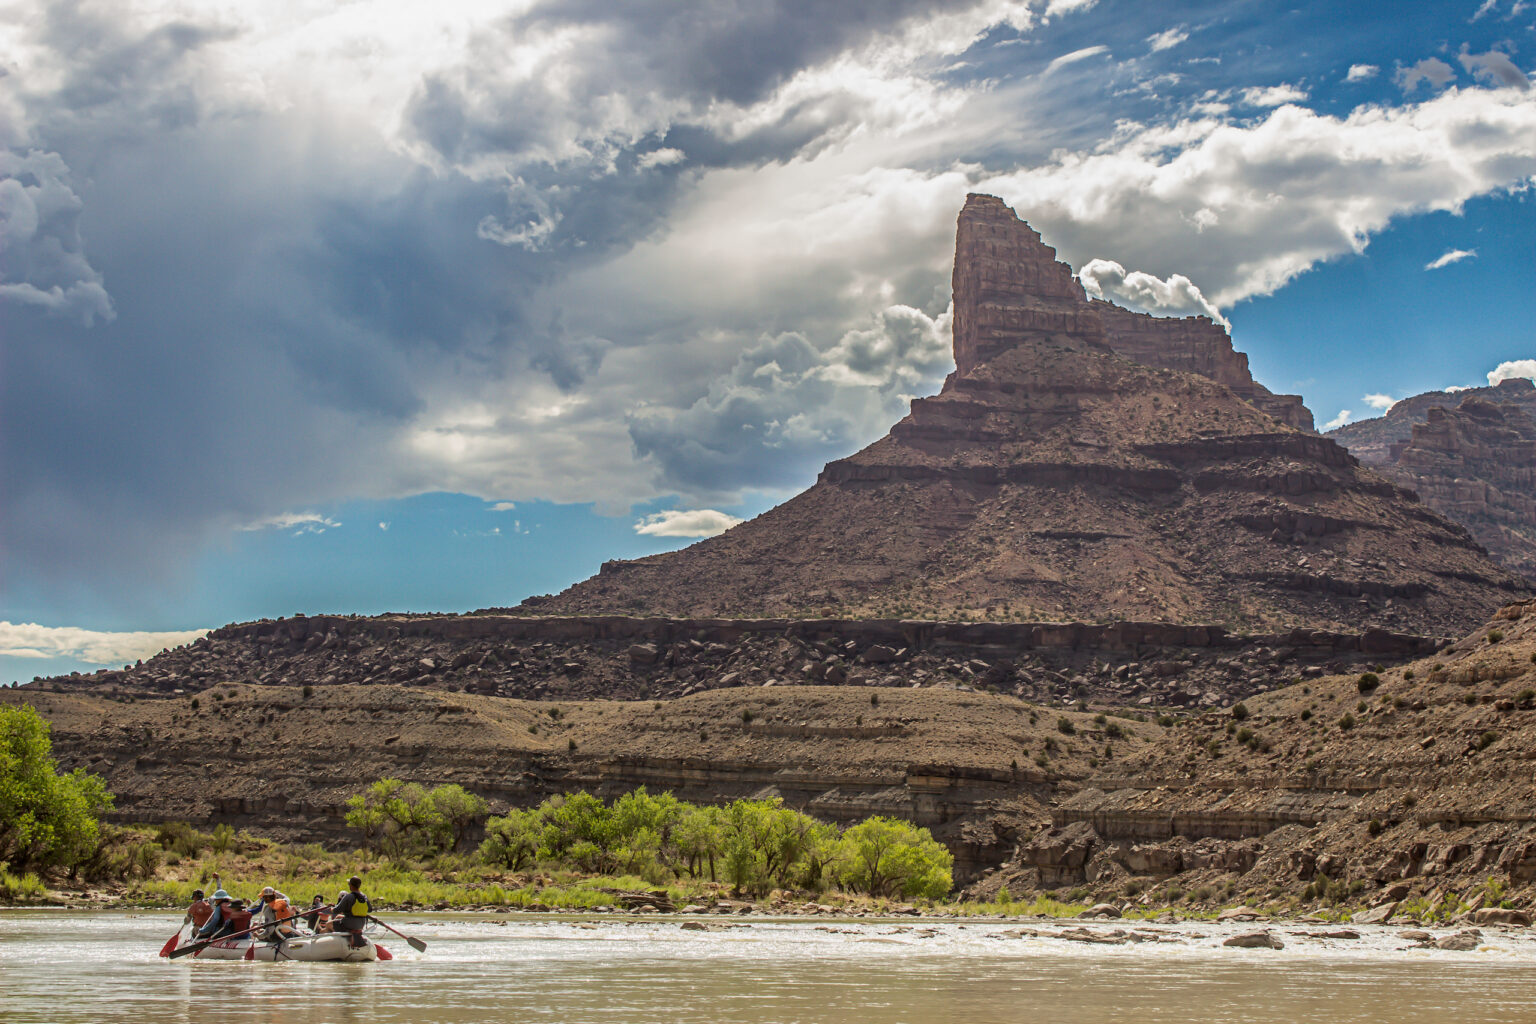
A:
[190,933,388,962]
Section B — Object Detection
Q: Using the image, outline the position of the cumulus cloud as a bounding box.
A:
[1324,409,1353,430]
[1146,28,1187,53]
[1489,360,1536,385]
[0,150,115,325]
[1078,259,1228,326]
[634,509,745,538]
[1458,48,1531,90]
[1397,58,1456,92]
[1362,393,1398,410]
[1346,64,1378,83]
[980,85,1536,306]
[1426,248,1477,270]
[1241,84,1308,106]
[489,502,517,512]
[0,621,206,665]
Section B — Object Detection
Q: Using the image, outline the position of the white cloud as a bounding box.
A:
[1045,45,1110,73]
[1241,83,1308,106]
[1446,384,1474,392]
[1346,64,1379,83]
[1489,360,1536,385]
[1473,0,1499,19]
[0,621,207,665]
[239,512,340,534]
[489,501,517,511]
[1397,58,1456,92]
[980,84,1536,306]
[1324,409,1353,430]
[378,521,389,531]
[1362,393,1397,410]
[634,509,745,538]
[1425,248,1477,270]
[1146,28,1187,53]
[1078,258,1228,326]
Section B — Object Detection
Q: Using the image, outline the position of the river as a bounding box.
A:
[4,911,1536,1023]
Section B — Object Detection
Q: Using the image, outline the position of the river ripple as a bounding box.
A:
[4,911,1536,1023]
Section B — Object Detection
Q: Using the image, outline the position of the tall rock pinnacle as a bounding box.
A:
[951,194,1313,431]
[530,195,1527,632]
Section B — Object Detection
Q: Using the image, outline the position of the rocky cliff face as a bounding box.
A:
[1329,377,1536,465]
[1330,381,1536,581]
[537,196,1528,634]
[952,194,1311,430]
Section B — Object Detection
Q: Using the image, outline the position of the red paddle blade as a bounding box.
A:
[159,934,180,957]
[374,943,393,960]
[243,944,255,960]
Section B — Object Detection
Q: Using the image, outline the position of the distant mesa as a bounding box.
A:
[1330,378,1536,581]
[532,194,1529,634]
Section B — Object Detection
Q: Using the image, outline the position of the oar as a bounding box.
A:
[168,907,325,960]
[158,925,183,957]
[368,915,427,952]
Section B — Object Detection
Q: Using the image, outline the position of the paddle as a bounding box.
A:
[368,915,427,953]
[168,906,324,960]
[158,926,182,958]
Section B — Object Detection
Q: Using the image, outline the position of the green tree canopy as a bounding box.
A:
[0,704,113,872]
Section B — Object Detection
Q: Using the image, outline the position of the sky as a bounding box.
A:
[2,0,1534,684]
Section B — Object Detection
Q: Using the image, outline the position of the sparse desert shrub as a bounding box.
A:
[1300,709,1313,721]
[1488,630,1504,643]
[1231,703,1250,721]
[1357,672,1380,693]
[1056,717,1075,735]
[1338,713,1355,731]
[1476,731,1498,751]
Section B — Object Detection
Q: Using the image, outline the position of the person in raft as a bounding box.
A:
[195,890,238,940]
[332,875,372,947]
[181,889,213,934]
[303,895,331,933]
[253,886,299,942]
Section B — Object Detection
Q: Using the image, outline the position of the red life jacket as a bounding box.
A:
[189,899,213,928]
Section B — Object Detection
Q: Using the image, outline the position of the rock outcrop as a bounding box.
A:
[950,195,1310,431]
[536,195,1528,634]
[1330,382,1536,580]
[20,611,1443,711]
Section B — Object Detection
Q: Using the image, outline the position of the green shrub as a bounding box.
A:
[1488,630,1504,643]
[1231,703,1249,721]
[1357,672,1380,693]
[1338,713,1355,731]
[1518,689,1535,707]
[1476,730,1498,751]
[1056,717,1075,735]
[1300,709,1313,721]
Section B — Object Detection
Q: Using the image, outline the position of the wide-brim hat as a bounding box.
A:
[211,889,231,901]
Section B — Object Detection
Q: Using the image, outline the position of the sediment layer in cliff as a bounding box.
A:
[1330,382,1536,581]
[535,195,1528,634]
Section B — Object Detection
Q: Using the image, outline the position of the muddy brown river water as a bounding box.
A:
[5,911,1536,1023]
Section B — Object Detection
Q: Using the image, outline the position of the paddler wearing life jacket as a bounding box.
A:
[253,886,299,942]
[195,890,238,940]
[182,889,213,932]
[332,875,372,948]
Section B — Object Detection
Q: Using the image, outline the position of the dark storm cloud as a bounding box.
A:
[510,0,989,105]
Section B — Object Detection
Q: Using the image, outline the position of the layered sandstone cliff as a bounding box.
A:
[951,193,1311,430]
[537,195,1527,634]
[1330,381,1536,580]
